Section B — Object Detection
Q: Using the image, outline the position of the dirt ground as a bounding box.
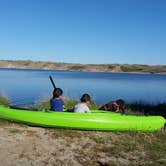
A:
[0,122,115,166]
[0,121,165,166]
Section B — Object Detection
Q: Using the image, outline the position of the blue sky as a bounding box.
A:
[0,0,165,64]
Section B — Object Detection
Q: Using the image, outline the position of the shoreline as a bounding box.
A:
[0,60,166,74]
[0,67,166,75]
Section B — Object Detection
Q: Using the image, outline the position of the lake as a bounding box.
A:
[0,68,166,106]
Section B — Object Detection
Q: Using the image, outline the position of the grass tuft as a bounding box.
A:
[0,96,10,106]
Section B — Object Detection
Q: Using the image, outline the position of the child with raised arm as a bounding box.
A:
[74,93,91,113]
[50,88,64,112]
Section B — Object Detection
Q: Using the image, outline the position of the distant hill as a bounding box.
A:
[0,60,166,74]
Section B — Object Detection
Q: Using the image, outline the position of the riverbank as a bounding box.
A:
[0,97,166,165]
[0,119,165,166]
[0,60,166,74]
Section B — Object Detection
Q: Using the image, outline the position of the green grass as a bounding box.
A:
[120,64,166,73]
[31,98,166,118]
[126,102,166,118]
[69,65,85,71]
[121,65,144,72]
[31,98,101,111]
[0,96,10,106]
[31,98,50,110]
[0,95,165,118]
[42,129,166,165]
[9,128,22,134]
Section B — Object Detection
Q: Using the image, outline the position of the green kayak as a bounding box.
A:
[0,105,165,131]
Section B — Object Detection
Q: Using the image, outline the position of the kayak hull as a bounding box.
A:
[0,105,165,131]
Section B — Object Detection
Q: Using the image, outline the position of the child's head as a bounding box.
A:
[116,99,125,110]
[102,99,125,112]
[53,88,63,98]
[80,93,91,103]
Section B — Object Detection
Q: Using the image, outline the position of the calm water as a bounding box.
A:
[0,68,166,105]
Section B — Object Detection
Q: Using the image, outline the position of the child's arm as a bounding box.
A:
[59,96,67,101]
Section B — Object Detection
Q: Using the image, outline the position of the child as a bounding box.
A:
[74,93,91,113]
[99,99,125,114]
[50,88,64,112]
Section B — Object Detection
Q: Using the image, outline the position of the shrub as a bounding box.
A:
[0,96,10,106]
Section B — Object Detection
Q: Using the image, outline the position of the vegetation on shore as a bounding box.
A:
[0,95,165,118]
[31,98,166,118]
[32,98,101,111]
[0,96,10,106]
[0,60,166,73]
[48,129,166,166]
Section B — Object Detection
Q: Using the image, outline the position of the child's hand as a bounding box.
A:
[60,96,67,101]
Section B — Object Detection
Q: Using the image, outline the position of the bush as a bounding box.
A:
[0,96,10,106]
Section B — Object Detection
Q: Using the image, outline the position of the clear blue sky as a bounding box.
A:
[0,0,165,65]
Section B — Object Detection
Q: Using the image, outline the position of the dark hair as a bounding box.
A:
[52,88,63,98]
[80,93,91,103]
[99,99,125,113]
[116,99,125,110]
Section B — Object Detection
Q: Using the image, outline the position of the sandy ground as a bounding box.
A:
[0,122,132,166]
[0,121,165,166]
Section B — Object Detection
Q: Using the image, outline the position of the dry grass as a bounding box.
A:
[0,96,10,106]
[1,60,166,73]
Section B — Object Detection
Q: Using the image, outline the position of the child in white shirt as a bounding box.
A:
[74,93,91,113]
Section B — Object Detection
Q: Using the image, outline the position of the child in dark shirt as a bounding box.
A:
[99,99,125,114]
[50,88,64,112]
